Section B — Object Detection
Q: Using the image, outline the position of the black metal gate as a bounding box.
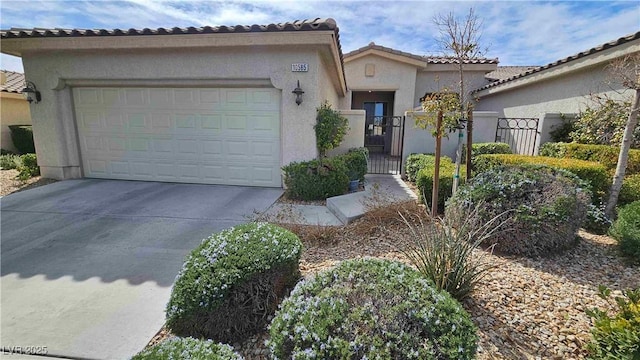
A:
[365,115,405,174]
[495,118,539,155]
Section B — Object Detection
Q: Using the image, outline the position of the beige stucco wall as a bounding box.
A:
[474,64,633,118]
[0,94,32,153]
[344,55,418,116]
[20,45,343,181]
[415,69,492,108]
[403,111,499,160]
[327,109,366,157]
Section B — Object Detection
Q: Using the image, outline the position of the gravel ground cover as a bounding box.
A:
[0,169,56,196]
[149,202,639,359]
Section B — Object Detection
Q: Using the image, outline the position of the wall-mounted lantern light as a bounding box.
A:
[22,81,41,104]
[292,80,304,106]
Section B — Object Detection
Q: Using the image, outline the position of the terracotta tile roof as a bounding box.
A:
[344,42,499,64]
[0,70,25,93]
[1,18,347,90]
[474,30,640,92]
[485,66,539,81]
[1,18,338,38]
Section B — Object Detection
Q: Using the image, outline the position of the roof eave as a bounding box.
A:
[344,48,426,68]
[475,39,640,98]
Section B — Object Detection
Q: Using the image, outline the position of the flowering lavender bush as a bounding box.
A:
[446,165,590,257]
[166,222,302,343]
[131,337,243,360]
[267,258,477,359]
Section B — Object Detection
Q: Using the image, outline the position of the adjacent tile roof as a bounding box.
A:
[485,66,539,82]
[474,30,640,92]
[1,18,338,38]
[344,42,499,65]
[1,70,25,93]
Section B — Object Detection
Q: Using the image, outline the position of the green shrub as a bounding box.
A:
[166,222,302,343]
[609,201,640,263]
[619,174,640,207]
[336,147,368,181]
[585,203,612,235]
[540,142,640,175]
[8,125,35,154]
[0,154,20,170]
[462,142,512,162]
[1,148,16,155]
[17,153,39,180]
[405,153,452,182]
[569,99,637,148]
[586,286,640,359]
[401,205,500,300]
[474,154,609,201]
[549,116,575,143]
[131,337,243,360]
[415,160,466,212]
[446,165,590,257]
[282,157,349,201]
[267,258,477,360]
[315,102,349,157]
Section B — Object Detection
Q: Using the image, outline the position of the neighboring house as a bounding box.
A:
[0,70,31,153]
[474,31,640,153]
[1,18,638,185]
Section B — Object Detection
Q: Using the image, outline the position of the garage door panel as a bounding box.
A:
[74,87,281,187]
[124,89,147,106]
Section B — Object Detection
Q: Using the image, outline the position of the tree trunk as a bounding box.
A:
[452,62,465,194]
[605,89,640,218]
[466,108,473,179]
[432,111,443,216]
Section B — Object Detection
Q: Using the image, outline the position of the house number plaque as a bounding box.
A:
[291,63,309,72]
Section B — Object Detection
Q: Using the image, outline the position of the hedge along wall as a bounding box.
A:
[474,154,609,201]
[539,142,640,175]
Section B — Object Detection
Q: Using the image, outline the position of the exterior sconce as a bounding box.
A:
[292,80,304,106]
[22,81,41,104]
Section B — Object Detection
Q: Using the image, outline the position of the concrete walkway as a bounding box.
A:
[262,174,417,226]
[1,179,282,360]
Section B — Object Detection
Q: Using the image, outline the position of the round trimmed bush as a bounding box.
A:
[131,337,243,359]
[267,258,478,359]
[446,165,590,257]
[166,222,302,343]
[610,201,640,263]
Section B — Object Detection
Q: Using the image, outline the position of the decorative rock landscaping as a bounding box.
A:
[231,221,638,360]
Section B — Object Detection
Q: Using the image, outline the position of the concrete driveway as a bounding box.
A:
[1,179,282,359]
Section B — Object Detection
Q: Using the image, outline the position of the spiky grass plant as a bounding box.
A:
[399,204,509,300]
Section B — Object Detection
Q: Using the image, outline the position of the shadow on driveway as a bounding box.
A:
[1,179,282,359]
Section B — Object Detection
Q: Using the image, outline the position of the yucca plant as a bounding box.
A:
[399,204,509,300]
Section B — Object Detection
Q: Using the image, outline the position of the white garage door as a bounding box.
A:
[73,87,281,187]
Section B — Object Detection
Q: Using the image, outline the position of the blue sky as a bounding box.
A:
[1,0,638,72]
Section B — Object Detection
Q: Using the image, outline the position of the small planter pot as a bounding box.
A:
[348,179,359,192]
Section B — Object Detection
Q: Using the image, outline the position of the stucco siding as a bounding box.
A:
[0,95,32,153]
[403,111,499,160]
[344,55,418,116]
[21,47,337,180]
[317,55,340,107]
[415,70,491,108]
[474,64,633,118]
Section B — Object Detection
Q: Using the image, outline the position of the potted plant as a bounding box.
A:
[348,169,360,192]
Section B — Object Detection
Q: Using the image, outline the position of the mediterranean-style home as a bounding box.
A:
[0,70,31,153]
[1,18,638,186]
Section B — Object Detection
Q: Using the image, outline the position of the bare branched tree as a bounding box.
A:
[605,52,640,218]
[433,8,488,193]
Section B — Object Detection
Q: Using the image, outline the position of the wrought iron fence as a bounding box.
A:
[495,118,539,155]
[365,116,405,174]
